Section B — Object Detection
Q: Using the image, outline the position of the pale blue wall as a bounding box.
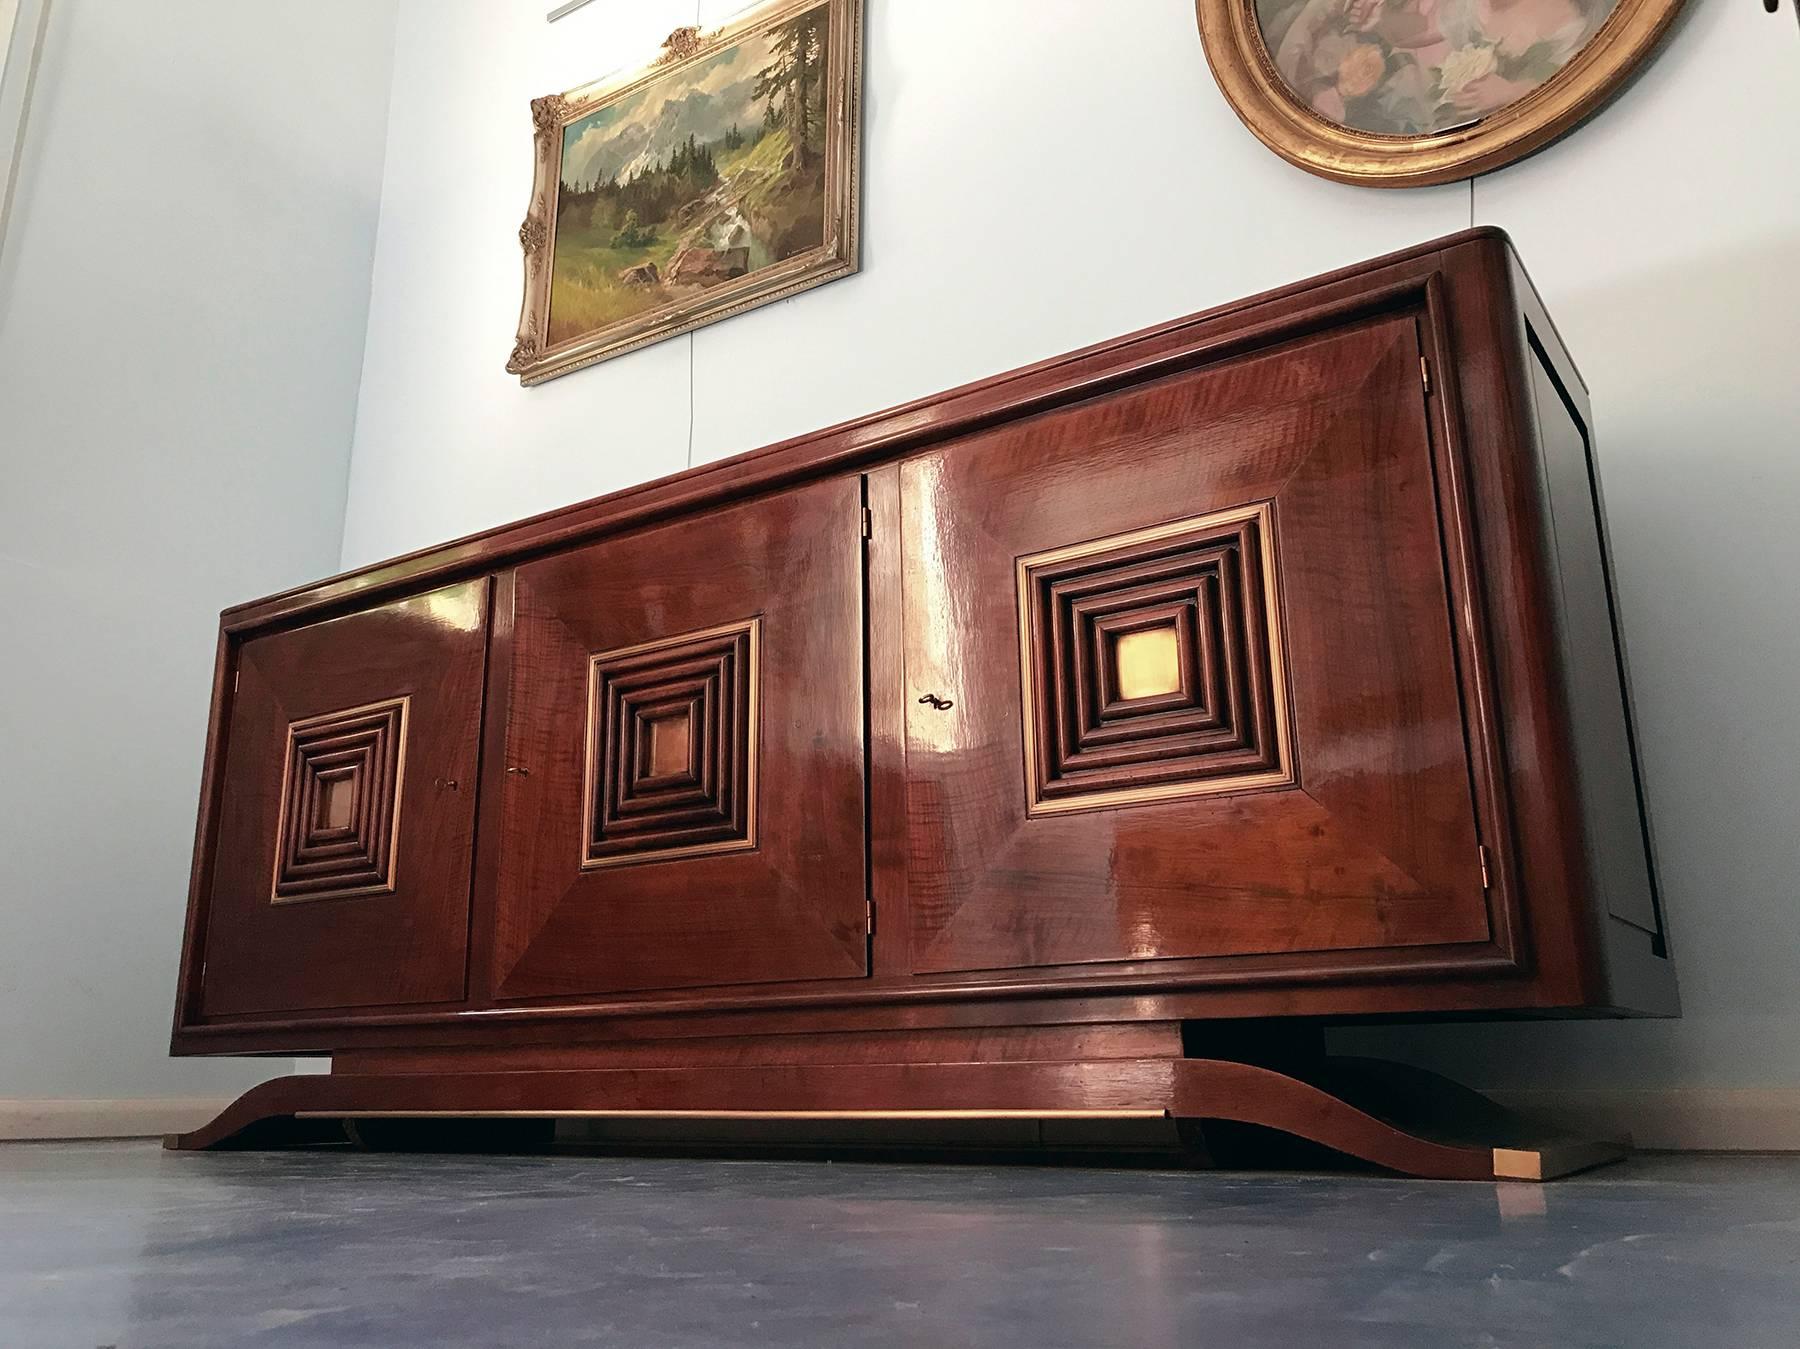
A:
[0,0,398,1099]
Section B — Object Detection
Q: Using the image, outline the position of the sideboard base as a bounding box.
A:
[165,1048,1621,1182]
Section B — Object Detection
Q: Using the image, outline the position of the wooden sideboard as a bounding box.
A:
[169,229,1675,1178]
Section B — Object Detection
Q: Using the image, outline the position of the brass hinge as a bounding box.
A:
[1420,356,1432,396]
[1478,845,1491,889]
[859,506,873,539]
[232,670,239,693]
[866,900,875,935]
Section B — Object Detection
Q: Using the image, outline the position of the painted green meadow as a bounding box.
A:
[548,5,832,347]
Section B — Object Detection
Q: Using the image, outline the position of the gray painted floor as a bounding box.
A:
[2,1143,1797,1347]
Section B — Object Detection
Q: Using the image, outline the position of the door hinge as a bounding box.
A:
[859,505,873,539]
[866,900,875,936]
[1478,845,1491,889]
[1420,356,1432,396]
[232,669,239,694]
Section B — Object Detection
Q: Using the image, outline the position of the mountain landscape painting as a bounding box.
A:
[545,1,840,350]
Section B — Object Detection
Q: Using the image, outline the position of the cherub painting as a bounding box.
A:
[1255,0,1620,135]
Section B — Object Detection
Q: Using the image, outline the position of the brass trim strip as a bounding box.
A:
[1015,500,1295,818]
[297,1109,1171,1121]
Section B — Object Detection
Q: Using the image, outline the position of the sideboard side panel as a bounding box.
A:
[1509,261,1678,1018]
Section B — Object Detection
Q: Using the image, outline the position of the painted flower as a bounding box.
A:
[1436,43,1498,92]
[1336,42,1388,100]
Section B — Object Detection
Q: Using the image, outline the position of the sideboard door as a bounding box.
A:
[199,581,490,1017]
[900,316,1496,978]
[490,475,868,1000]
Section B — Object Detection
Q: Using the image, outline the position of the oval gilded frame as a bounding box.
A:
[1195,0,1689,187]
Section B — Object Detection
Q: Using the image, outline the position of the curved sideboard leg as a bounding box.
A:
[1168,1057,1622,1180]
[164,1076,350,1151]
[166,1054,1623,1180]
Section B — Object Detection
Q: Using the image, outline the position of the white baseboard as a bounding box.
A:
[1493,1088,1800,1152]
[0,1098,235,1141]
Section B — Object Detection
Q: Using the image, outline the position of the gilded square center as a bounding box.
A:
[1113,626,1182,701]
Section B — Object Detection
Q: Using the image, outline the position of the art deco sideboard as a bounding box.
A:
[168,229,1676,1178]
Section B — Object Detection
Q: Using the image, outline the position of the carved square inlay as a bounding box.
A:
[271,696,410,902]
[1016,502,1292,815]
[582,618,760,868]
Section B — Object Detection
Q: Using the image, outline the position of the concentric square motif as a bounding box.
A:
[1016,502,1293,815]
[270,696,410,902]
[582,617,760,868]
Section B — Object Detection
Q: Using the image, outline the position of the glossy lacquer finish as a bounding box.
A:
[199,582,489,1016]
[170,230,1674,1087]
[902,317,1489,975]
[489,476,868,999]
[164,231,1680,1175]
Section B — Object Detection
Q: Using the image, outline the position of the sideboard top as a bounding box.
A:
[226,226,1563,636]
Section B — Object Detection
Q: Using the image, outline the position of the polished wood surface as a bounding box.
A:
[489,475,868,1000]
[165,1045,1619,1182]
[170,228,1674,1154]
[1503,249,1671,1012]
[902,316,1493,977]
[198,582,489,1016]
[333,1021,1187,1075]
[204,231,1524,636]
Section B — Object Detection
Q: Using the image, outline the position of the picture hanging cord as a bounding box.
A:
[549,0,759,23]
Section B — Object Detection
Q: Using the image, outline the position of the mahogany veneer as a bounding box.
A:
[169,231,1675,1178]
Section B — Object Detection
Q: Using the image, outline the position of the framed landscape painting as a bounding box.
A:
[509,0,863,385]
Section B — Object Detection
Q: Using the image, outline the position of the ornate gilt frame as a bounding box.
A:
[1195,0,1689,187]
[508,0,864,385]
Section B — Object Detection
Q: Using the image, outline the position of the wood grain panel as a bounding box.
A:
[902,316,1492,975]
[490,476,868,999]
[199,582,489,1016]
[170,230,1678,1061]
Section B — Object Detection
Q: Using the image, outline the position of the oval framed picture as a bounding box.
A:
[1196,0,1689,187]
